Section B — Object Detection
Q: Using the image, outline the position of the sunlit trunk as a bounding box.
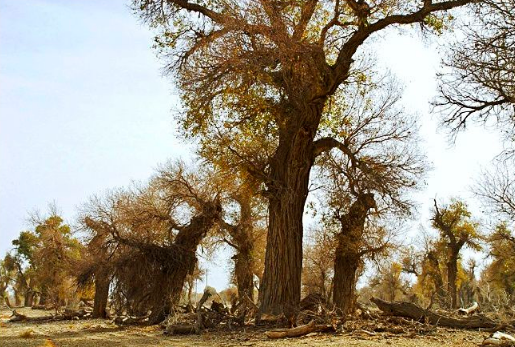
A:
[259,103,322,319]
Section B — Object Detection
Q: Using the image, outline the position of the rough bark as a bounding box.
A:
[259,104,324,317]
[333,253,360,316]
[231,194,256,303]
[426,250,446,303]
[333,193,376,315]
[371,297,497,329]
[448,252,459,309]
[146,201,222,324]
[92,272,110,319]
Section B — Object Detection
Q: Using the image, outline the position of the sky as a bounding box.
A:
[0,1,503,291]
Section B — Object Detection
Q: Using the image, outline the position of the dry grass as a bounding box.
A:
[18,329,35,338]
[0,307,494,347]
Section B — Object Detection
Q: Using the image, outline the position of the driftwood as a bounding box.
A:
[483,331,515,346]
[265,320,336,339]
[459,302,479,315]
[371,297,497,329]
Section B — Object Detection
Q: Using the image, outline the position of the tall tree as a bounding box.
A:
[218,178,267,305]
[431,199,481,308]
[134,0,477,315]
[316,78,424,315]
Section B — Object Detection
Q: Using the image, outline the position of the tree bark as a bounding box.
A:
[259,108,322,317]
[448,252,459,309]
[333,193,375,315]
[146,201,222,324]
[92,272,110,319]
[230,193,256,303]
[333,253,359,315]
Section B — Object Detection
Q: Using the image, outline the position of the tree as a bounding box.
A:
[369,260,411,302]
[0,257,14,307]
[302,227,335,302]
[219,178,267,304]
[134,0,477,316]
[431,199,481,308]
[31,212,83,311]
[438,0,515,147]
[314,78,424,315]
[80,162,222,323]
[9,230,39,307]
[483,223,515,301]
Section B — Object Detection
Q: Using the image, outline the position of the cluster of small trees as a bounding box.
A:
[2,0,515,324]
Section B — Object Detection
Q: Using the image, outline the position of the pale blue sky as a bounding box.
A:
[0,1,503,290]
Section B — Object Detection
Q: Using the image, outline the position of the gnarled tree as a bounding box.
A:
[134,0,477,316]
[80,162,222,323]
[316,78,425,315]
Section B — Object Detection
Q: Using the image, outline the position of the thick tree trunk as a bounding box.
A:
[448,252,459,309]
[147,201,222,324]
[332,194,375,315]
[235,246,254,302]
[333,252,359,315]
[259,116,319,317]
[93,272,110,319]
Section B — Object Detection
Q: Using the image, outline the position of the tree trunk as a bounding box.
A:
[332,193,375,315]
[93,272,110,319]
[14,290,21,307]
[332,252,359,315]
[448,252,459,309]
[235,246,254,302]
[24,290,34,307]
[4,295,11,308]
[233,194,255,303]
[147,201,222,324]
[259,115,320,317]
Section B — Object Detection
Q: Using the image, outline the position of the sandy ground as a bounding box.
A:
[0,308,491,347]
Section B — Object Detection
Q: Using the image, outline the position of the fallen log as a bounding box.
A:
[371,297,497,329]
[9,309,91,323]
[9,310,27,322]
[265,320,336,339]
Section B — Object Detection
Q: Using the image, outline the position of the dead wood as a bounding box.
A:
[483,331,515,346]
[265,320,336,339]
[371,297,497,329]
[458,301,479,315]
[9,309,92,323]
[9,310,28,322]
